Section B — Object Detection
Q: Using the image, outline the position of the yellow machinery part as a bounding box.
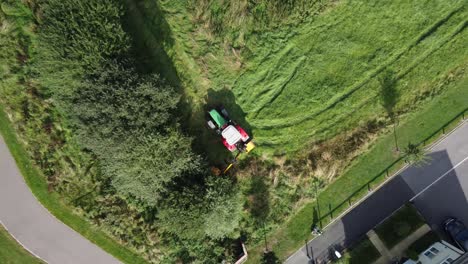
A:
[223,163,234,174]
[245,141,255,153]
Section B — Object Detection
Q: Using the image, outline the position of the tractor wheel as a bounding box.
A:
[207,120,216,130]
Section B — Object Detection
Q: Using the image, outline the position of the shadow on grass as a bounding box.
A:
[205,88,252,135]
[247,174,270,223]
[261,250,280,264]
[121,1,254,166]
[122,0,179,87]
[310,207,320,233]
[185,88,253,165]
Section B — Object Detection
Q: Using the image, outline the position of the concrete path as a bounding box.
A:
[369,224,430,264]
[388,225,430,258]
[367,230,392,263]
[0,136,121,264]
[286,120,468,264]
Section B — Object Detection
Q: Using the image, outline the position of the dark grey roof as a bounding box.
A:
[453,253,468,264]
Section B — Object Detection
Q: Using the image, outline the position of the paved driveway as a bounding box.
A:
[286,121,468,264]
[0,136,121,264]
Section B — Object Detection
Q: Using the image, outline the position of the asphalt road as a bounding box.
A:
[286,120,468,264]
[0,136,121,264]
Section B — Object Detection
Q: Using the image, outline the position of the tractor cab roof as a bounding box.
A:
[209,109,228,128]
[222,125,242,146]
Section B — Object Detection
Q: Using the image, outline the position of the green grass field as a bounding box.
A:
[130,0,468,261]
[156,0,468,156]
[245,76,468,262]
[0,225,43,264]
[1,0,467,262]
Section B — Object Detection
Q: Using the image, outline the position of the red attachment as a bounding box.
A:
[235,125,250,141]
[222,138,237,152]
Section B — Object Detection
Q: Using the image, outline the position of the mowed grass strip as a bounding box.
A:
[235,1,467,153]
[246,76,468,263]
[0,225,44,264]
[0,104,148,264]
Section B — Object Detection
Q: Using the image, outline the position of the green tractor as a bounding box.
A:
[206,106,255,153]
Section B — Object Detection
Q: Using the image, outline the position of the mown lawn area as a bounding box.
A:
[246,75,468,262]
[157,0,468,155]
[106,0,468,262]
[0,225,43,264]
[375,204,425,249]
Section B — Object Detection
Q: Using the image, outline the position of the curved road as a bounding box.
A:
[0,136,120,264]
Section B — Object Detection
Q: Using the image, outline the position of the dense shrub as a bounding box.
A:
[2,0,244,262]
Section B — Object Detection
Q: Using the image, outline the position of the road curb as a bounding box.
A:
[0,220,48,263]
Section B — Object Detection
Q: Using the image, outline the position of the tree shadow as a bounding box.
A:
[247,175,270,222]
[121,0,196,132]
[121,0,179,87]
[205,88,252,135]
[379,69,400,151]
[379,69,399,116]
[261,250,280,264]
[187,88,253,165]
[310,207,320,233]
[121,1,253,166]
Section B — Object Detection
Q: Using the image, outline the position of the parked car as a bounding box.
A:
[443,217,468,251]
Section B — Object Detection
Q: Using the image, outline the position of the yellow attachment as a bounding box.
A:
[223,163,234,174]
[245,141,255,153]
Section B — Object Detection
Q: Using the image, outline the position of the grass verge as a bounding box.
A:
[375,204,425,249]
[0,225,44,264]
[0,104,147,264]
[246,75,468,263]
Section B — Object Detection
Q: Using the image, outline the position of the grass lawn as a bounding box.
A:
[375,204,425,249]
[0,105,148,264]
[0,225,43,264]
[334,237,381,264]
[157,0,468,156]
[245,75,468,262]
[405,231,440,259]
[81,0,468,262]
